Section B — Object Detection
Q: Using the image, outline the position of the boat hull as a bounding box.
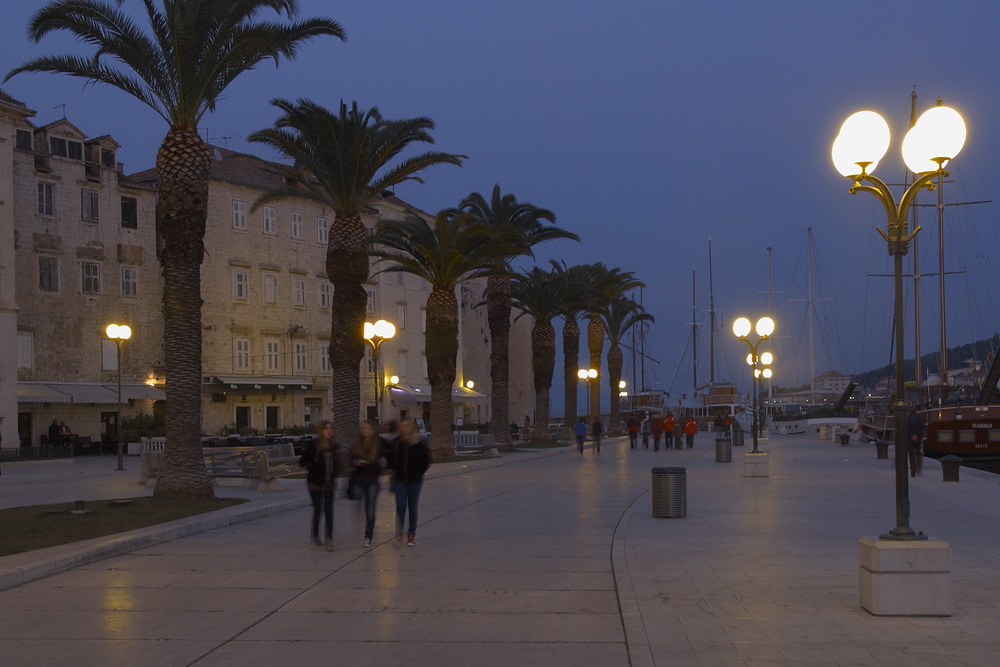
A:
[922,404,1000,461]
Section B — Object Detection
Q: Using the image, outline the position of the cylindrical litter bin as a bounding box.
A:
[715,437,732,463]
[651,467,686,518]
[940,455,961,482]
[875,440,890,460]
[839,432,851,446]
[733,428,744,447]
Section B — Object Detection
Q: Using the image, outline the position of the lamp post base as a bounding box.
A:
[743,451,769,477]
[858,536,951,616]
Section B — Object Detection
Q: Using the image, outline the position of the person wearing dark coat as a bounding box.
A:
[299,420,340,549]
[350,420,386,547]
[591,418,603,453]
[389,418,431,547]
[906,407,926,477]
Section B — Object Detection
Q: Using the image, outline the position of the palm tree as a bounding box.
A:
[603,297,654,435]
[459,186,577,449]
[510,266,564,441]
[248,98,464,445]
[550,261,593,439]
[6,0,344,499]
[371,212,525,457]
[585,265,643,427]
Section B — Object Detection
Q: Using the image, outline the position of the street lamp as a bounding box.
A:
[364,319,396,425]
[754,356,773,438]
[466,380,475,389]
[832,102,965,541]
[106,323,131,471]
[578,368,598,422]
[733,316,774,454]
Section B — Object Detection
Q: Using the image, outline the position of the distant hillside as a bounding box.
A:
[855,334,1000,387]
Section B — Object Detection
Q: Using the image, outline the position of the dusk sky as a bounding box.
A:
[4,1,1000,411]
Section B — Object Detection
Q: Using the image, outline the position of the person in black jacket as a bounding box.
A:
[389,418,431,547]
[350,421,386,547]
[299,420,340,549]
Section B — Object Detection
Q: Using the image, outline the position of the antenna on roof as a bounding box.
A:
[53,103,66,118]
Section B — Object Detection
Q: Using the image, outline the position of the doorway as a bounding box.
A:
[266,406,279,432]
[235,406,251,433]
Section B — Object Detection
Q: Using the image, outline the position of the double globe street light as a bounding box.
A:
[832,102,966,541]
[106,323,131,471]
[732,316,774,454]
[363,319,396,425]
[578,368,598,423]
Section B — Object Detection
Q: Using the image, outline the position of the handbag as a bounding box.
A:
[347,471,362,501]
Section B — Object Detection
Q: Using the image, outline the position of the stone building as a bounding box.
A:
[7,98,165,448]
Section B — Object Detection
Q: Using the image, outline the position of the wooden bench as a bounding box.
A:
[452,433,499,456]
[138,445,291,491]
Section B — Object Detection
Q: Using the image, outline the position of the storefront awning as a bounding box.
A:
[210,375,313,391]
[18,382,164,404]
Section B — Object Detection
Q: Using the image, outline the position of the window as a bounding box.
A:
[294,341,307,372]
[232,199,247,230]
[318,282,331,308]
[17,333,33,369]
[291,211,303,239]
[81,261,101,294]
[121,196,137,228]
[49,136,67,157]
[397,271,405,286]
[397,351,407,377]
[421,352,427,379]
[366,346,375,373]
[38,183,54,215]
[293,277,306,305]
[262,206,276,235]
[263,273,278,304]
[365,286,376,313]
[397,303,406,330]
[102,339,118,370]
[101,148,115,168]
[319,343,330,372]
[121,266,139,297]
[38,256,59,292]
[16,129,33,151]
[233,269,249,300]
[421,308,427,333]
[68,141,83,160]
[265,338,280,372]
[234,338,250,371]
[316,217,329,244]
[81,189,99,223]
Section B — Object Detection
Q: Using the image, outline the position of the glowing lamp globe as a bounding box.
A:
[733,317,752,338]
[902,105,966,174]
[755,317,774,337]
[831,111,890,177]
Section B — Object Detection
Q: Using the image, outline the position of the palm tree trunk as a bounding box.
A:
[587,315,604,424]
[531,319,556,441]
[487,274,513,450]
[426,287,459,457]
[326,213,369,446]
[154,128,214,499]
[607,343,624,435]
[562,316,579,439]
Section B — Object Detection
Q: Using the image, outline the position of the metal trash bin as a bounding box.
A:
[940,455,961,482]
[651,467,686,518]
[874,440,890,460]
[715,437,732,463]
[733,428,744,447]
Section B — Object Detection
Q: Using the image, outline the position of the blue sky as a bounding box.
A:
[4,1,1000,410]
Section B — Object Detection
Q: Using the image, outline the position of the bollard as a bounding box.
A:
[874,440,890,460]
[839,432,851,446]
[940,455,961,482]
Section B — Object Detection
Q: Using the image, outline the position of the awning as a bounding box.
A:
[210,376,313,391]
[18,382,163,404]
[388,383,486,404]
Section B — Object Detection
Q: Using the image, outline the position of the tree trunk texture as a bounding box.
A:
[426,287,458,457]
[607,343,624,435]
[531,319,555,442]
[587,316,605,424]
[154,128,214,499]
[562,316,579,440]
[327,213,369,447]
[486,274,513,450]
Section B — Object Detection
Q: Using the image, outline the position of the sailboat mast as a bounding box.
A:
[767,246,773,400]
[692,266,698,393]
[910,89,923,386]
[808,227,815,402]
[938,96,948,385]
[709,237,716,385]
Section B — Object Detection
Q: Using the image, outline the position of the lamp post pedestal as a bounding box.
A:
[743,451,768,477]
[858,536,952,616]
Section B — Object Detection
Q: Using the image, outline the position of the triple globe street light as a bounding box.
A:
[832,101,966,541]
[733,316,774,454]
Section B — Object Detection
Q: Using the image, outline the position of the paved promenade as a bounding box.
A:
[1,433,999,666]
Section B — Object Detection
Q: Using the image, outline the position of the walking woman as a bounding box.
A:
[351,420,386,547]
[389,418,431,547]
[299,420,340,549]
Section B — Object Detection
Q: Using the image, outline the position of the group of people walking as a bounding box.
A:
[298,417,431,550]
[627,413,699,451]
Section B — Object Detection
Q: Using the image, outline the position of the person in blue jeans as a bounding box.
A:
[350,421,386,548]
[574,418,588,453]
[389,418,431,547]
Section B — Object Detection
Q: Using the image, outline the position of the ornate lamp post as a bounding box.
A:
[733,316,774,454]
[106,323,131,471]
[578,368,598,422]
[755,359,773,438]
[832,103,966,540]
[364,319,396,425]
